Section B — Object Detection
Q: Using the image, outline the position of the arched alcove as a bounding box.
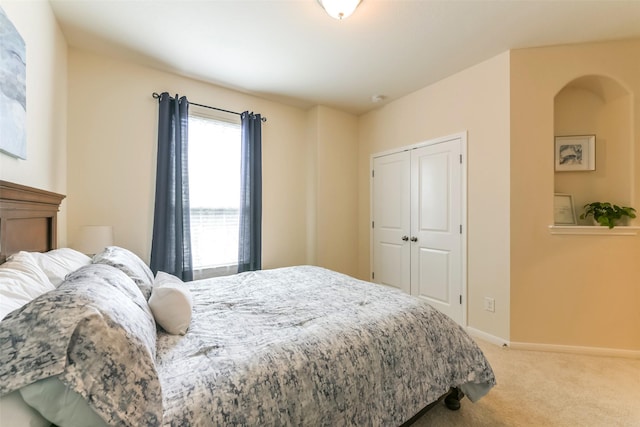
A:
[553,75,632,224]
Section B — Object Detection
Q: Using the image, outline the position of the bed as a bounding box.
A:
[0,180,496,426]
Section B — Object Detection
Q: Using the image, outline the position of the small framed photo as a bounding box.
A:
[555,135,595,171]
[554,193,577,225]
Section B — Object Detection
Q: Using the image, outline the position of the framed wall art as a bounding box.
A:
[0,6,26,159]
[554,193,577,225]
[554,135,595,172]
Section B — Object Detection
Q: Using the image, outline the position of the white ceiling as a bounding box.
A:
[49,0,640,115]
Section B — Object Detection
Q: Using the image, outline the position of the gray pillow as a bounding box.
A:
[0,391,50,427]
[92,246,154,299]
[20,376,109,427]
[0,264,162,426]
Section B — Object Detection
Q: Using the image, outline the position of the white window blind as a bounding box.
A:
[188,113,241,273]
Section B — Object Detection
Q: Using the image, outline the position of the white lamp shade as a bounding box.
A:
[75,226,114,255]
[318,0,362,20]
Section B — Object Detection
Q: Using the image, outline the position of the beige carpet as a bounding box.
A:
[413,340,640,427]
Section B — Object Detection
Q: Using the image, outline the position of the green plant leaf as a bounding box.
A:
[582,201,635,227]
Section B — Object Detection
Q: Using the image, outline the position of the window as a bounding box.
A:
[188,111,241,277]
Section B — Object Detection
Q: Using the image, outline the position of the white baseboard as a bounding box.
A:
[466,327,509,347]
[465,328,640,359]
[509,341,640,359]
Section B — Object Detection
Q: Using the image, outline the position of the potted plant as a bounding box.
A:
[579,202,636,228]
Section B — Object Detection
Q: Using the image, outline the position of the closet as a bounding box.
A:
[371,134,465,325]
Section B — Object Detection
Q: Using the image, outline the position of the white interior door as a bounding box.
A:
[372,151,410,294]
[410,139,463,324]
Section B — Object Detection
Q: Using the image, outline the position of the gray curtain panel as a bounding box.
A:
[238,112,262,273]
[150,92,193,281]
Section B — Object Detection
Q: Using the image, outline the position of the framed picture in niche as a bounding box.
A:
[554,193,577,225]
[554,135,595,172]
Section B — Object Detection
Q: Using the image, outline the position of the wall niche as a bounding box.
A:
[553,75,632,225]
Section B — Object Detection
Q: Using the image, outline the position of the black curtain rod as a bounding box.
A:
[152,92,266,122]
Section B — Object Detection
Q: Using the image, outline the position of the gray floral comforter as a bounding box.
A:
[0,264,494,426]
[0,264,162,426]
[157,266,495,426]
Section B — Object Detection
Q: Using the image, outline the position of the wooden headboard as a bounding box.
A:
[0,180,66,263]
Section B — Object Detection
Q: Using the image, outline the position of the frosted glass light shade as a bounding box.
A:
[318,0,362,20]
[75,225,113,255]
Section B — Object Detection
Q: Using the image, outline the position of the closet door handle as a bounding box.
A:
[410,236,418,242]
[401,235,409,241]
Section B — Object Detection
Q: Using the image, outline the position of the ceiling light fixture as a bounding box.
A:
[317,0,362,20]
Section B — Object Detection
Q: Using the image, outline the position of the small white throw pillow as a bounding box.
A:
[148,272,193,335]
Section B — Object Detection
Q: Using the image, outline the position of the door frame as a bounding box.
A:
[370,131,468,326]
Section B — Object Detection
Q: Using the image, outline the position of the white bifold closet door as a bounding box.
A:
[372,136,464,325]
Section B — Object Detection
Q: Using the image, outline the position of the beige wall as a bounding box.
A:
[0,0,68,245]
[510,39,640,351]
[358,52,512,341]
[307,106,359,277]
[554,82,632,214]
[67,49,309,267]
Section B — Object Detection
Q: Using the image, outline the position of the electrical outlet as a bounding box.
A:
[484,297,495,312]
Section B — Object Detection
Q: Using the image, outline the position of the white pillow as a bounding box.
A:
[148,271,193,335]
[0,252,55,320]
[30,248,92,287]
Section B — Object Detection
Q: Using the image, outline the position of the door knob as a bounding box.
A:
[410,236,418,242]
[401,235,409,241]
